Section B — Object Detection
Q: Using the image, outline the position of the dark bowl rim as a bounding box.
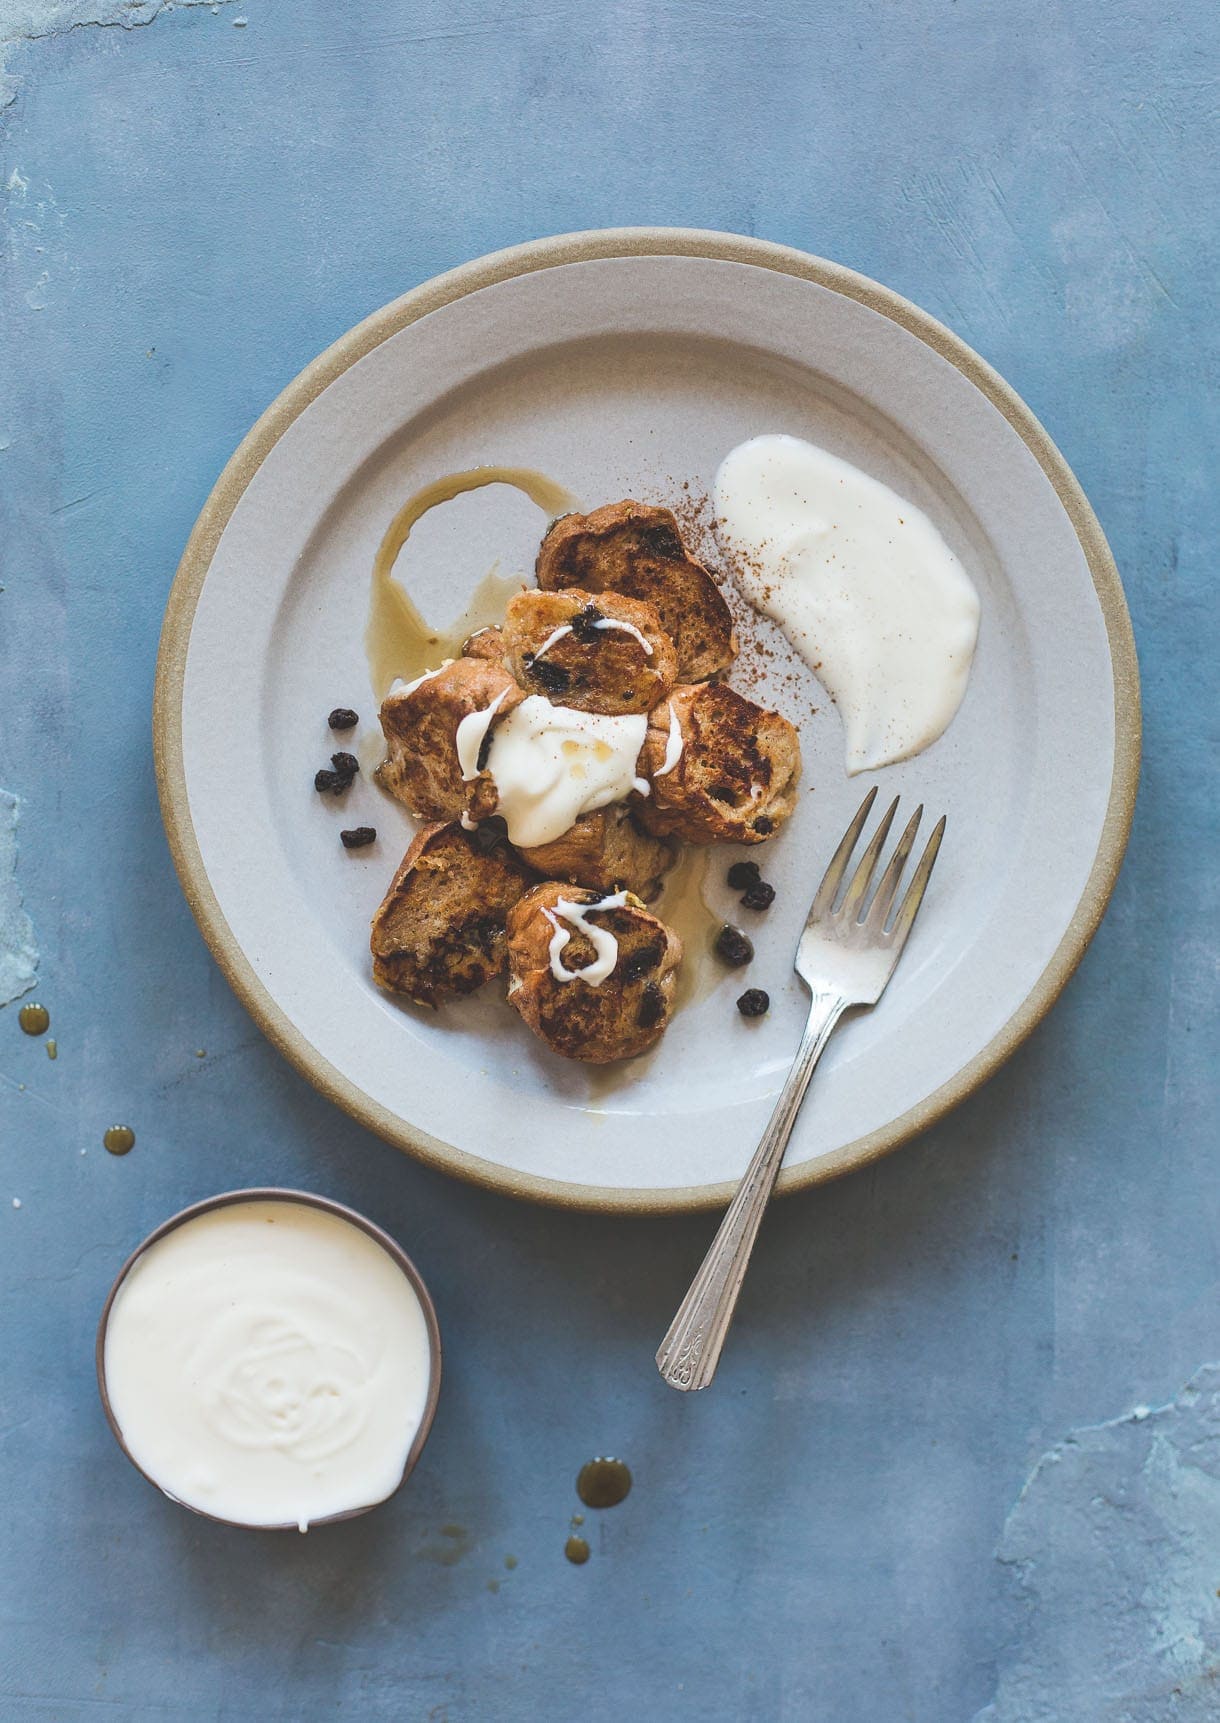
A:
[95,1186,443,1532]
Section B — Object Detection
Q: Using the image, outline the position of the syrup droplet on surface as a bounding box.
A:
[564,1535,590,1566]
[103,1125,135,1156]
[576,1457,633,1509]
[18,1003,49,1036]
[45,1039,57,1060]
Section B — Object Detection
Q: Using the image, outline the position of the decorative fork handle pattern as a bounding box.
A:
[656,989,848,1392]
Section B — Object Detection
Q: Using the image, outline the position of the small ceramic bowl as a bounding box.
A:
[96,1187,442,1530]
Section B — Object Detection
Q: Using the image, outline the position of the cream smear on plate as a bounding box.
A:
[715,433,980,773]
[482,695,649,848]
[103,1201,433,1531]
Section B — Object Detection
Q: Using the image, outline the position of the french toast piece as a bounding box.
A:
[377,657,523,820]
[635,683,801,845]
[502,589,678,716]
[461,625,508,665]
[371,822,535,1007]
[535,501,736,683]
[516,804,676,902]
[506,884,682,1062]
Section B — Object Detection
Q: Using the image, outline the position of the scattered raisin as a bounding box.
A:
[736,988,770,1018]
[340,826,376,849]
[570,604,605,643]
[741,881,776,911]
[727,860,761,890]
[709,782,740,804]
[316,750,358,794]
[622,943,662,983]
[524,656,571,695]
[715,925,754,968]
[328,707,359,731]
[472,817,508,853]
[636,981,665,1029]
[753,816,774,835]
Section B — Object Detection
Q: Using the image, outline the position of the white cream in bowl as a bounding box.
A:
[101,1197,436,1531]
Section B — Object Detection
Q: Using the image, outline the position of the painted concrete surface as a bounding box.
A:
[0,2,1215,1718]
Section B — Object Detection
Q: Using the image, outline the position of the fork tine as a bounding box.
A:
[839,796,899,921]
[887,816,947,953]
[869,804,923,927]
[810,787,878,917]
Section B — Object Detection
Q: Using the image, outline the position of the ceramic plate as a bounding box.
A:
[155,230,1139,1212]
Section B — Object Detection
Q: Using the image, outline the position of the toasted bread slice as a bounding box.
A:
[535,501,736,682]
[371,822,535,1007]
[461,625,508,665]
[506,883,682,1062]
[503,588,678,716]
[636,683,801,845]
[516,804,676,901]
[377,657,523,820]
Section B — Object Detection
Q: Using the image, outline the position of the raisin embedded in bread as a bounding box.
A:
[371,822,536,1007]
[506,883,682,1062]
[503,588,678,716]
[635,683,801,845]
[516,804,676,902]
[377,657,523,820]
[535,501,736,683]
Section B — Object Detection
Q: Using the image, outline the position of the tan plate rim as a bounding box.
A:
[153,227,1141,1215]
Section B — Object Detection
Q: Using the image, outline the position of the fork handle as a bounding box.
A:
[656,989,848,1392]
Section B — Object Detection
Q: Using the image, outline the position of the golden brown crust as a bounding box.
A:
[506,883,682,1062]
[371,822,535,1007]
[461,625,508,665]
[535,501,736,682]
[516,804,676,901]
[377,657,523,820]
[635,683,801,845]
[503,588,678,715]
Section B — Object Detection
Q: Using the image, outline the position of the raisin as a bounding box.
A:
[476,726,495,773]
[622,943,662,983]
[741,881,776,911]
[314,768,342,794]
[340,826,376,849]
[642,522,683,559]
[636,981,665,1029]
[472,817,508,853]
[569,604,605,643]
[523,654,570,695]
[330,751,359,779]
[736,988,770,1018]
[727,861,761,890]
[709,783,740,804]
[328,707,359,731]
[753,815,774,835]
[714,924,754,968]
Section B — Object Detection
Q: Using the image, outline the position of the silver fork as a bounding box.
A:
[656,788,946,1392]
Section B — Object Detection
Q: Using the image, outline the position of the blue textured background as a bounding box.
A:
[1,3,1215,1718]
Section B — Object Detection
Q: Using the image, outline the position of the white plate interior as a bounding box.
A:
[181,256,1114,1196]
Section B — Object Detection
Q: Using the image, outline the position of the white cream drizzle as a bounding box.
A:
[391,659,454,698]
[482,696,649,848]
[454,685,511,781]
[653,702,684,778]
[543,892,631,986]
[532,618,654,660]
